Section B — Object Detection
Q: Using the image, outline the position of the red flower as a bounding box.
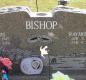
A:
[0,57,12,70]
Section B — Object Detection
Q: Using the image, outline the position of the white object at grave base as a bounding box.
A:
[20,57,43,75]
[51,71,75,80]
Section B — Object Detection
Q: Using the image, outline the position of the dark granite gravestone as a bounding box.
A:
[0,6,86,80]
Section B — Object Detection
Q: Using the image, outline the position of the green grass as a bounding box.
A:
[69,0,86,9]
[0,0,86,11]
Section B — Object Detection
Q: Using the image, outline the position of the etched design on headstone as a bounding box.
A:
[0,32,10,46]
[50,56,86,70]
[26,20,57,29]
[27,35,52,43]
[20,57,43,75]
[51,58,57,64]
[68,32,86,45]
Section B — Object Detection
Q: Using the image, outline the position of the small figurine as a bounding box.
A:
[58,0,69,6]
[40,46,49,58]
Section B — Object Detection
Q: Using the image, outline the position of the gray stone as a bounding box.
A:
[0,6,86,78]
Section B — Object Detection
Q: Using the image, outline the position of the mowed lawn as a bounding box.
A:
[0,0,86,11]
